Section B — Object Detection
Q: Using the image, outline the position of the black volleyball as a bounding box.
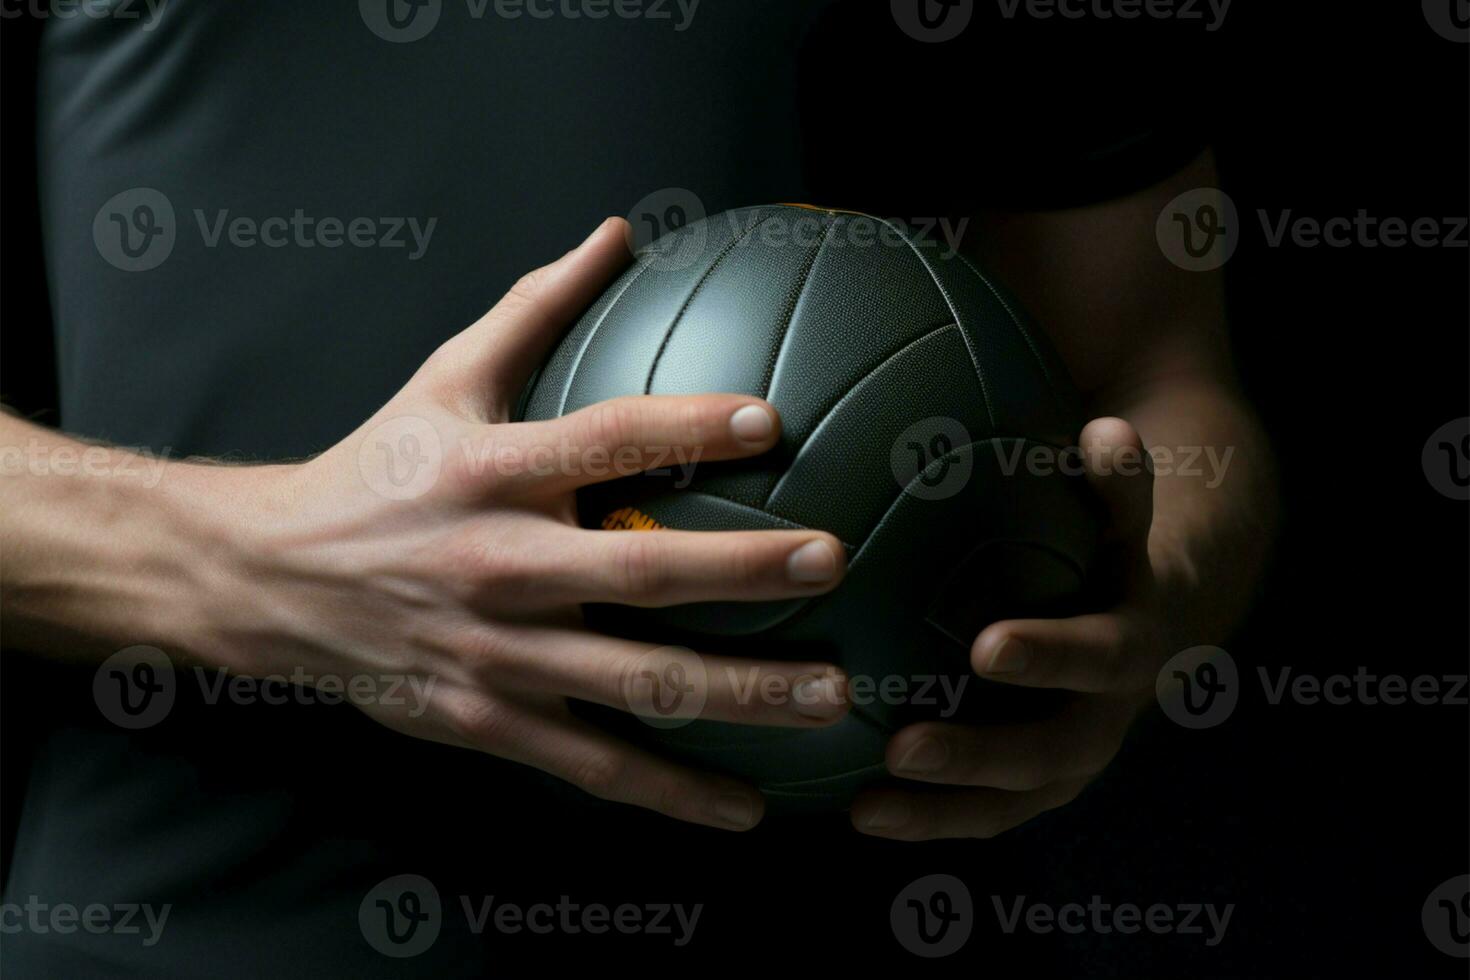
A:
[518,204,1100,811]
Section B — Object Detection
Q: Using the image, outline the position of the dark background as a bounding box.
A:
[3,3,1466,976]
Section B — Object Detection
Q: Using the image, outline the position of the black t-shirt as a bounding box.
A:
[7,2,1211,975]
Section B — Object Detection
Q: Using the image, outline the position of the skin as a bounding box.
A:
[1,218,851,833]
[850,149,1278,839]
[2,151,1276,841]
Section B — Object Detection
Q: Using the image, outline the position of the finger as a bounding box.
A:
[850,777,1088,841]
[971,610,1159,693]
[566,526,846,606]
[1079,416,1155,557]
[481,626,850,727]
[438,218,634,418]
[446,695,766,831]
[880,697,1133,790]
[450,517,843,609]
[489,394,782,497]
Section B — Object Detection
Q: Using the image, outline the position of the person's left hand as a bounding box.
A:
[851,417,1173,840]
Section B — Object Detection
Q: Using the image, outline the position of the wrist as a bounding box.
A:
[0,444,297,666]
[153,458,306,672]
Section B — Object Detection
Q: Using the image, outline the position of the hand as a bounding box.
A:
[174,219,849,830]
[851,417,1168,840]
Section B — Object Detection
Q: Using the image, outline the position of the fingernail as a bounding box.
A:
[983,638,1030,675]
[729,404,775,443]
[792,674,844,720]
[787,540,839,584]
[713,793,756,830]
[894,736,949,775]
[862,799,911,832]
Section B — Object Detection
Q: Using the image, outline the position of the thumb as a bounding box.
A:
[435,217,633,420]
[1078,416,1155,558]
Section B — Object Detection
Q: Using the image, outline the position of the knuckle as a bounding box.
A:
[612,534,668,600]
[455,626,518,671]
[725,539,768,589]
[437,447,482,499]
[1095,647,1128,691]
[599,652,642,709]
[416,338,462,387]
[678,398,709,446]
[1006,756,1053,792]
[1088,620,1132,688]
[1100,617,1131,657]
[437,537,489,593]
[508,267,548,304]
[569,750,627,800]
[583,399,642,452]
[894,813,935,842]
[445,531,534,599]
[644,778,687,819]
[897,723,946,755]
[446,694,515,749]
[484,550,536,597]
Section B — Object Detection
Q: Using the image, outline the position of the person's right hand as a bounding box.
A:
[164,219,849,830]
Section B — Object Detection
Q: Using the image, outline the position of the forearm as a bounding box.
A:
[965,148,1275,650]
[1093,374,1277,650]
[0,412,266,661]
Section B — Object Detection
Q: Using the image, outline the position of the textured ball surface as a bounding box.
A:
[519,205,1100,811]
